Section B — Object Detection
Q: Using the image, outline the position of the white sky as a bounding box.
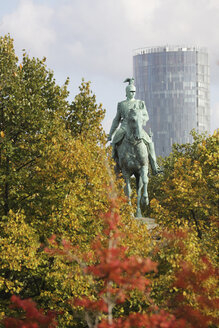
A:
[0,0,218,133]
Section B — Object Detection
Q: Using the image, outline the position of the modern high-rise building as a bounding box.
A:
[133,45,210,157]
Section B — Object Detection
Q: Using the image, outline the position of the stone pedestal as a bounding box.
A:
[134,217,158,230]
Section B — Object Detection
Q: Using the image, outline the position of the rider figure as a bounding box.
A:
[107,78,160,175]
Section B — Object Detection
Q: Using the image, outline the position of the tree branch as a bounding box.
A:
[191,209,202,239]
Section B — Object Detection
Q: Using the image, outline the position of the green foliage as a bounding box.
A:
[66,79,106,142]
[149,130,218,244]
[44,200,187,328]
[0,34,106,323]
[147,130,219,324]
[150,228,219,327]
[1,34,218,327]
[0,34,69,218]
[0,35,152,327]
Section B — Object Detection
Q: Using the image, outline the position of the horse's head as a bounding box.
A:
[127,108,144,141]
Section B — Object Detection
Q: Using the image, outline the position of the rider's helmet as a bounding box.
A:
[124,78,136,96]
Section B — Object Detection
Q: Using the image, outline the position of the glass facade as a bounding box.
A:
[133,46,210,157]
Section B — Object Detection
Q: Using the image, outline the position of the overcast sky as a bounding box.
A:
[0,0,218,132]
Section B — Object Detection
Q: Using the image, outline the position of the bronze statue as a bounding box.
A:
[108,78,160,217]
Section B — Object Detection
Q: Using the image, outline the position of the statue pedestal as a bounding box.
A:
[134,217,158,230]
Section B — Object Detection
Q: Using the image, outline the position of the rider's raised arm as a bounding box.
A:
[108,103,121,140]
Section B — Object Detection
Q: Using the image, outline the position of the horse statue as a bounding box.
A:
[117,108,149,218]
[107,78,161,217]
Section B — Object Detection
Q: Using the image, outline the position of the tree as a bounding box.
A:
[0,34,69,218]
[149,130,218,250]
[4,198,185,328]
[3,295,57,328]
[0,35,151,326]
[66,200,185,328]
[6,197,218,327]
[172,254,219,328]
[3,208,218,327]
[66,79,106,143]
[147,130,219,326]
[3,34,217,327]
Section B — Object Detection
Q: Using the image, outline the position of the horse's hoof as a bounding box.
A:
[136,211,142,218]
[141,196,149,208]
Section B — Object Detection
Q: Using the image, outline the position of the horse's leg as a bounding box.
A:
[140,165,149,208]
[135,173,143,218]
[122,170,132,204]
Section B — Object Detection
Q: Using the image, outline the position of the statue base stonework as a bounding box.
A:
[134,217,158,230]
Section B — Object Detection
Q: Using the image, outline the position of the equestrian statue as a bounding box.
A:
[107,78,160,217]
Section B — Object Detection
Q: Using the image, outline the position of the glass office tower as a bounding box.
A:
[133,46,210,157]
